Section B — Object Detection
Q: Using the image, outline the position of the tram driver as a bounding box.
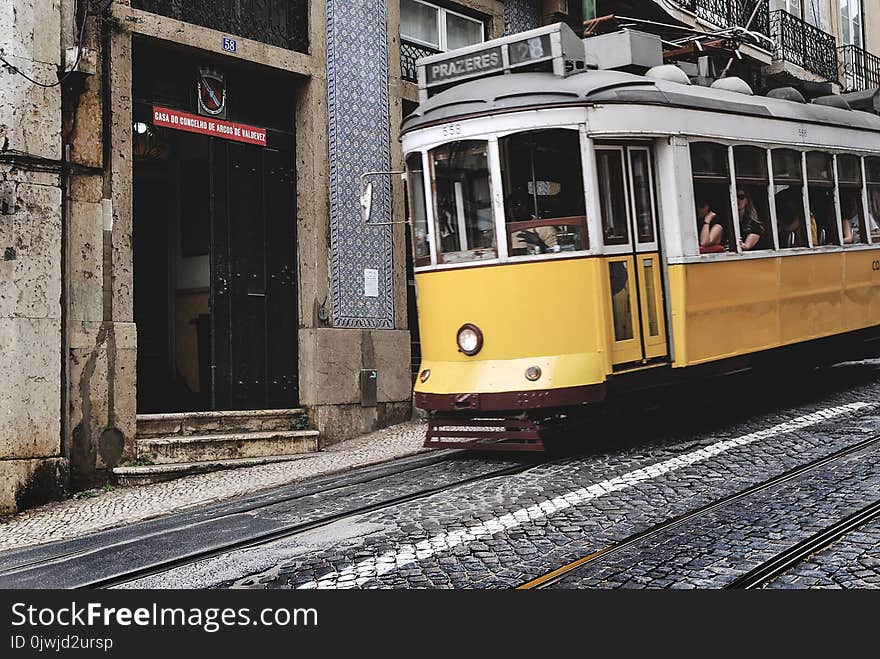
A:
[506,187,559,255]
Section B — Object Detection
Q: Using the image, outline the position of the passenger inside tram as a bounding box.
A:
[808,187,840,246]
[696,198,725,251]
[844,196,878,244]
[776,187,814,248]
[735,188,766,251]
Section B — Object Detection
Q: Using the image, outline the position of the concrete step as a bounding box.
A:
[112,454,312,487]
[136,408,308,439]
[137,430,319,465]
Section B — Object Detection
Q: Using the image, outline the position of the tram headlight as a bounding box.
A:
[456,324,483,356]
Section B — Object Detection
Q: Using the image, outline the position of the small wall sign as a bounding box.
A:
[222,37,238,53]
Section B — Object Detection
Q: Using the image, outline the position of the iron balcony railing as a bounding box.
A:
[677,0,770,42]
[132,0,308,53]
[839,44,880,93]
[401,39,441,83]
[769,9,838,82]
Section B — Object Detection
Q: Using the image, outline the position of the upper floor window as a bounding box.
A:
[772,0,821,26]
[401,0,485,51]
[840,0,864,47]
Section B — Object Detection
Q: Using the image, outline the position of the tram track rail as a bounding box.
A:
[0,452,539,590]
[727,498,880,589]
[518,432,880,589]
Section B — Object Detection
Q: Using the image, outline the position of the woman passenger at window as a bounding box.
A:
[696,198,724,249]
[776,187,817,248]
[736,189,765,251]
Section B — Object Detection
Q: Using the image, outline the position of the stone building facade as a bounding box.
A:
[0,0,544,514]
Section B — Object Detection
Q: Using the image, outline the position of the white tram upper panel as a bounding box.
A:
[400,68,880,153]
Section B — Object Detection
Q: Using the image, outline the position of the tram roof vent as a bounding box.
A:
[812,94,852,111]
[645,64,691,86]
[417,22,589,102]
[581,29,663,74]
[766,87,807,104]
[838,88,880,115]
[710,77,753,95]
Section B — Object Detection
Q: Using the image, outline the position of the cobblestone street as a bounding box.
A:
[2,362,879,590]
[111,362,880,590]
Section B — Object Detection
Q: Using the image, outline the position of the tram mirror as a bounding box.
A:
[361,181,374,224]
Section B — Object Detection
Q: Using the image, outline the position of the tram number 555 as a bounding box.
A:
[873,260,880,272]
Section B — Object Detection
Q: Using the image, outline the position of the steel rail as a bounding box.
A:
[727,498,880,589]
[88,461,538,589]
[0,451,536,589]
[518,432,880,589]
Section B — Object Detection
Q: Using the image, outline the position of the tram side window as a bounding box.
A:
[499,129,588,256]
[596,149,630,246]
[806,152,840,246]
[429,140,496,264]
[837,155,866,245]
[690,142,732,254]
[865,157,880,242]
[773,149,809,249]
[406,153,432,266]
[733,146,772,251]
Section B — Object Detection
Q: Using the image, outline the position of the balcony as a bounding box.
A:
[839,45,880,93]
[401,40,440,83]
[677,0,770,42]
[132,0,309,53]
[769,9,838,82]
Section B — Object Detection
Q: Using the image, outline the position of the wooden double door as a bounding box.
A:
[209,137,298,410]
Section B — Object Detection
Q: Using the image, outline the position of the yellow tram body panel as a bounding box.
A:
[414,258,610,394]
[668,250,880,366]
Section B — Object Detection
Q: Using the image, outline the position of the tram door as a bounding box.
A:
[597,145,669,370]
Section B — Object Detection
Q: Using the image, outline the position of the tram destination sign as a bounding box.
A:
[151,106,267,146]
[424,46,503,86]
[418,23,586,101]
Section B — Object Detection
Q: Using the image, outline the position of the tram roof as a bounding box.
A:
[400,69,880,136]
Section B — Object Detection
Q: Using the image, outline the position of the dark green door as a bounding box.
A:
[210,136,298,410]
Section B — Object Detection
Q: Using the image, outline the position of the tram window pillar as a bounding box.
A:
[766,149,781,250]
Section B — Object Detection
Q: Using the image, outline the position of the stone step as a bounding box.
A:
[112,454,312,487]
[136,408,308,439]
[137,430,319,465]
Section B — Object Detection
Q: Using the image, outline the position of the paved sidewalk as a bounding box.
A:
[0,421,428,552]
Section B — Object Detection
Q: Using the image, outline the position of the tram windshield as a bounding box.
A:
[429,140,496,264]
[499,128,588,256]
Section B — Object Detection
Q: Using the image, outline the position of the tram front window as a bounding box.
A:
[499,128,587,256]
[429,140,496,264]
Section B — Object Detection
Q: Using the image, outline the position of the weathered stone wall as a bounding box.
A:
[0,0,68,513]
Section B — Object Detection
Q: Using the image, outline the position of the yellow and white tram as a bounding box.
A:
[400,24,880,450]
